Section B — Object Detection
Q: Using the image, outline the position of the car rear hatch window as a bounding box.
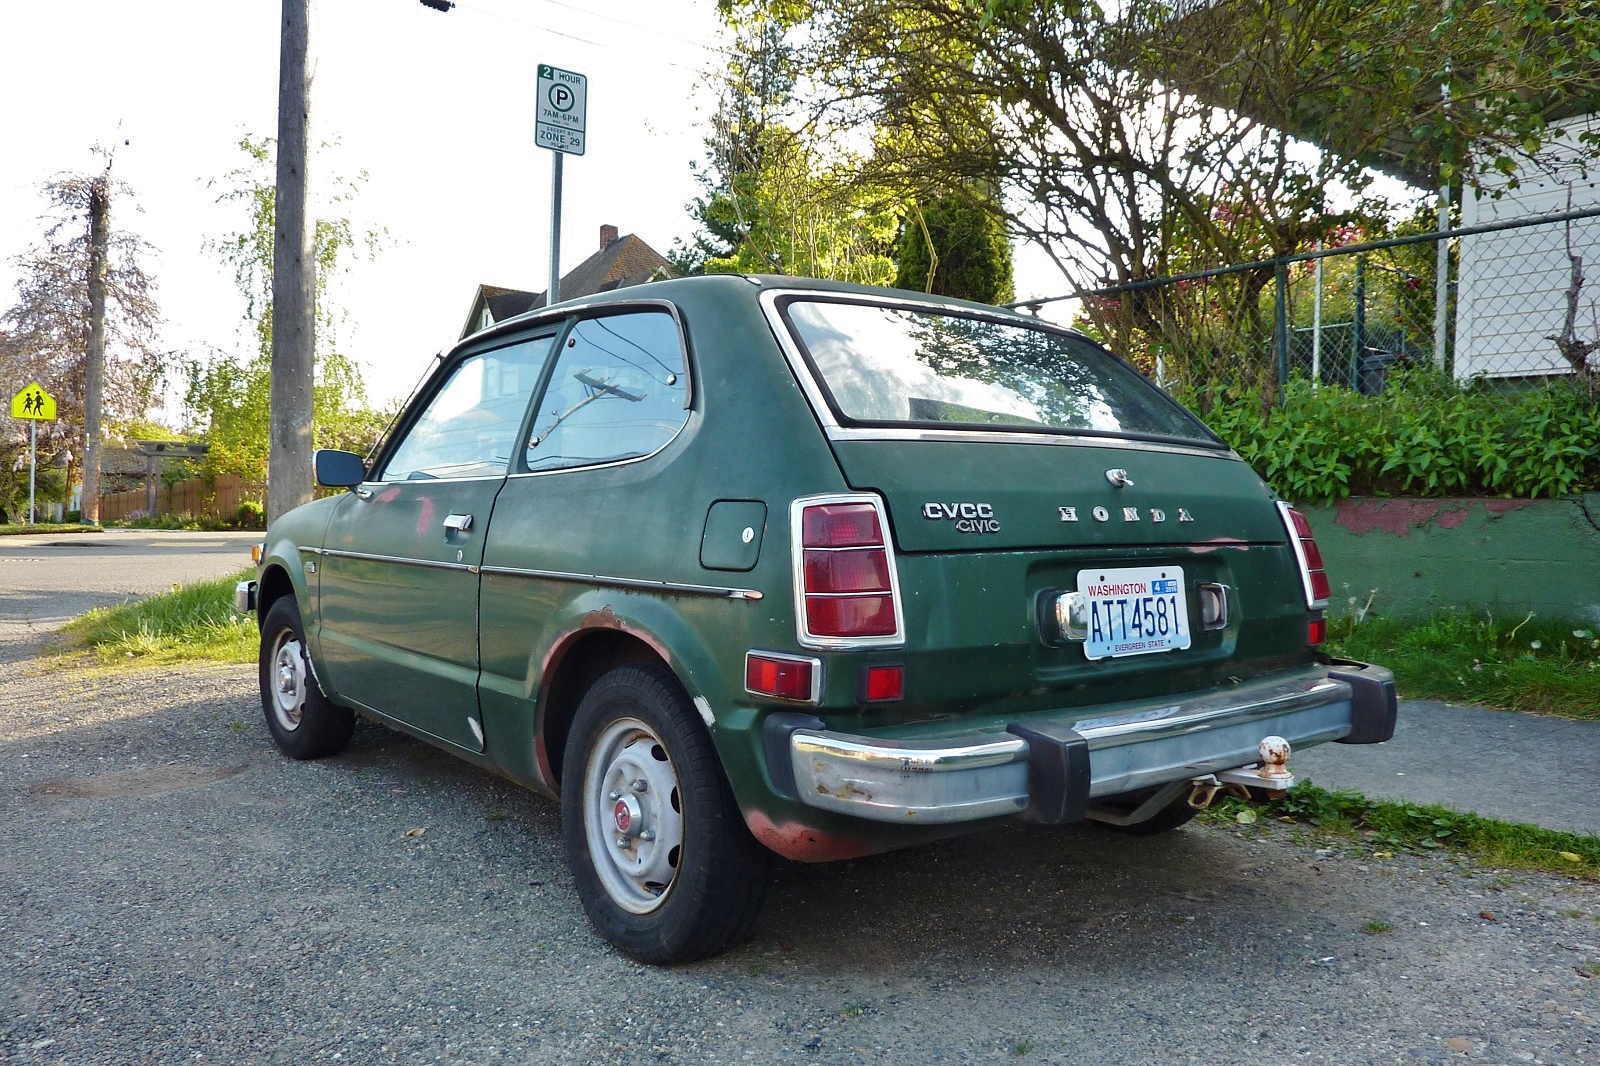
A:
[779,297,1222,448]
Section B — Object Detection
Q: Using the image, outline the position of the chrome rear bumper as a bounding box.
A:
[779,665,1394,825]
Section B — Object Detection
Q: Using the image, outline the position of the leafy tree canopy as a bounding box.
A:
[1,165,164,495]
[184,137,387,479]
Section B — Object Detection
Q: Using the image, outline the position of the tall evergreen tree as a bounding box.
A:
[894,188,1014,303]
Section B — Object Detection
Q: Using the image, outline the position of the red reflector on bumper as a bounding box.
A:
[745,653,818,702]
[862,664,904,702]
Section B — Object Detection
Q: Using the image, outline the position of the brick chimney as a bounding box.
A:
[600,224,619,250]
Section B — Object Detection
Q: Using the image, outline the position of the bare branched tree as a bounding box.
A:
[1,169,164,507]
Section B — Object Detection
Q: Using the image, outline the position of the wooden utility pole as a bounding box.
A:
[269,0,315,524]
[80,171,110,524]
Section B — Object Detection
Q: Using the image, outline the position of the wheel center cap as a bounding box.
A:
[612,794,642,837]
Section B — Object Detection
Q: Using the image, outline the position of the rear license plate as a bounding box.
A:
[1077,566,1191,661]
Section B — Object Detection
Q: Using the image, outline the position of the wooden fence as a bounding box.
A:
[98,473,266,522]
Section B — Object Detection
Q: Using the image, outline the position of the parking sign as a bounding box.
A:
[536,64,587,155]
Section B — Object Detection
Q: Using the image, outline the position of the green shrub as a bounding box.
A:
[235,500,265,529]
[1192,370,1600,502]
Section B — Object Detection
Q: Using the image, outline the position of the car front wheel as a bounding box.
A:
[561,662,771,964]
[258,596,355,760]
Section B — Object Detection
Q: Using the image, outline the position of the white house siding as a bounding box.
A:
[1456,114,1600,380]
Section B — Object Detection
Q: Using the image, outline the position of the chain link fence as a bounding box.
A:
[1030,204,1600,404]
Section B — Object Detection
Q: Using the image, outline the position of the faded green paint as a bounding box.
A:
[258,274,1343,865]
[1301,495,1600,623]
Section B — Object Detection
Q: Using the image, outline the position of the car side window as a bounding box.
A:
[381,337,554,481]
[523,310,689,472]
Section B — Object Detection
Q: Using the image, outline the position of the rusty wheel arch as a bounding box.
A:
[538,628,671,787]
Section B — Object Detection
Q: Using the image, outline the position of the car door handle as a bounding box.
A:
[443,513,474,533]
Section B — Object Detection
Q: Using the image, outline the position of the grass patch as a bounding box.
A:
[0,522,103,536]
[1363,919,1395,935]
[57,569,257,666]
[1328,608,1600,720]
[1212,783,1600,880]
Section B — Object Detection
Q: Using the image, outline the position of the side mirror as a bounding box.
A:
[314,449,367,488]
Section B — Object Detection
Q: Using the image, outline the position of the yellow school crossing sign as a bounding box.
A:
[10,383,57,421]
[11,383,57,525]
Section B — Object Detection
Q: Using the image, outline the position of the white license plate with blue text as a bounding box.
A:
[1078,566,1191,660]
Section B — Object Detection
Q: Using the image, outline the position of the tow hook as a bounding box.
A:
[1214,736,1296,798]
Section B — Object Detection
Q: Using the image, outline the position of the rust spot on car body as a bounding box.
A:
[743,810,877,863]
[1189,537,1249,553]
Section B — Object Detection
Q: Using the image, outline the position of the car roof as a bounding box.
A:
[458,273,1057,352]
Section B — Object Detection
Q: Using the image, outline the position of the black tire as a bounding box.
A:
[258,596,355,760]
[1094,787,1203,836]
[561,662,771,964]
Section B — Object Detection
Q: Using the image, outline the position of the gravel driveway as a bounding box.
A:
[2,638,1597,1066]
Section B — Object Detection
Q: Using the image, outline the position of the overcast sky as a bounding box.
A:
[0,0,1073,416]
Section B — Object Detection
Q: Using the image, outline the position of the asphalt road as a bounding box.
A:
[1297,700,1600,838]
[0,530,259,661]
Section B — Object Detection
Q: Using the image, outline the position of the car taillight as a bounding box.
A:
[1307,617,1327,646]
[792,495,904,647]
[1277,502,1331,609]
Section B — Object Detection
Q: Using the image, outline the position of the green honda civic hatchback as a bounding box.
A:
[237,274,1395,964]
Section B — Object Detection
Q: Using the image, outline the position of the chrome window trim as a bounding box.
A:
[467,294,685,348]
[756,287,1228,455]
[318,548,479,574]
[506,446,678,481]
[479,564,762,601]
[817,425,1242,460]
[789,492,906,650]
[744,649,824,704]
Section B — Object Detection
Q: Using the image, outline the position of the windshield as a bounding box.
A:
[781,299,1219,446]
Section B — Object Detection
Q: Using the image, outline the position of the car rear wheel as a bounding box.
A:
[561,662,771,964]
[258,596,355,760]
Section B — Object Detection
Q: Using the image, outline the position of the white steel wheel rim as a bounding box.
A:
[582,716,686,915]
[269,629,307,732]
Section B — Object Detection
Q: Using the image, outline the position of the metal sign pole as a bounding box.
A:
[535,62,585,307]
[27,419,36,525]
[549,151,563,306]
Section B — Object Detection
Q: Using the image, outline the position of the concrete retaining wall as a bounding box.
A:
[1300,495,1600,623]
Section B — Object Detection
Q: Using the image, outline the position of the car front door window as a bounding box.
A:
[386,342,549,481]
